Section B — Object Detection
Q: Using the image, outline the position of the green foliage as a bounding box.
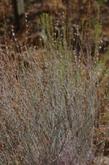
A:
[94,22,102,41]
[40,13,53,38]
[96,0,108,5]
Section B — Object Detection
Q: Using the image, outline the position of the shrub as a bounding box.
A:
[0,41,99,164]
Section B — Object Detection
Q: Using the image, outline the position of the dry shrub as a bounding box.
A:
[0,41,100,165]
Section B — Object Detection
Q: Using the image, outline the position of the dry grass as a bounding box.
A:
[0,41,100,165]
[0,1,109,164]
